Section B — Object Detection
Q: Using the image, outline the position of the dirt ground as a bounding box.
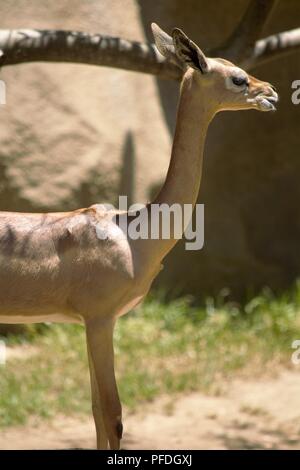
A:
[1,369,300,450]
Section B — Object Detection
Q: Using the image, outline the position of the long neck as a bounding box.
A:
[140,70,215,263]
[154,71,213,209]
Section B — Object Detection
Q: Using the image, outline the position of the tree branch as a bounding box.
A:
[0,29,181,80]
[216,0,278,63]
[242,27,300,69]
[0,24,299,80]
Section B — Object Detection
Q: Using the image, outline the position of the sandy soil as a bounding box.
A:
[1,369,300,450]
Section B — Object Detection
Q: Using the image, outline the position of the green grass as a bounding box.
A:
[1,283,300,427]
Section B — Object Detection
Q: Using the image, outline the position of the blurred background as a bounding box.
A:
[1,0,300,450]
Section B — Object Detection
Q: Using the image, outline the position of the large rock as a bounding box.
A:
[0,0,299,298]
[0,0,171,211]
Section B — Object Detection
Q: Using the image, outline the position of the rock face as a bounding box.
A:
[0,0,299,298]
[0,0,171,212]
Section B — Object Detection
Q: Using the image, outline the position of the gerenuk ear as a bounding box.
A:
[172,28,209,74]
[151,22,180,65]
